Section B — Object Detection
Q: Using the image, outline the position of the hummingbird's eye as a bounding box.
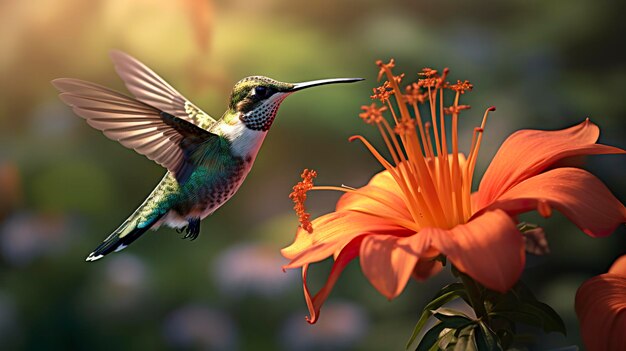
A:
[253,86,269,98]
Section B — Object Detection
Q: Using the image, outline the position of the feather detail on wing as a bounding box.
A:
[52,78,215,183]
[109,50,216,130]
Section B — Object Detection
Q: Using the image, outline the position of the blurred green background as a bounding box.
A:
[0,0,624,350]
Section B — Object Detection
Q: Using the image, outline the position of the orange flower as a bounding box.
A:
[575,255,626,351]
[282,60,626,323]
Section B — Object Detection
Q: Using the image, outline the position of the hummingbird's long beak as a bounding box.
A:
[289,78,364,92]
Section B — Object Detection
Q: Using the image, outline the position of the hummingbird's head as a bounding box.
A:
[228,76,363,131]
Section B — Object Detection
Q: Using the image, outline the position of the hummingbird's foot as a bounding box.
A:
[182,218,201,241]
[176,226,187,234]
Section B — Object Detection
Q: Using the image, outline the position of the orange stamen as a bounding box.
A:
[349,135,396,173]
[464,106,495,215]
[376,122,401,166]
[376,59,395,81]
[426,86,442,157]
[437,84,453,221]
[290,169,317,233]
[380,61,441,197]
[449,80,473,94]
[359,103,387,124]
[411,103,432,158]
[349,134,427,225]
[422,122,435,166]
[371,81,393,103]
[449,91,464,222]
[444,105,471,115]
[293,60,494,234]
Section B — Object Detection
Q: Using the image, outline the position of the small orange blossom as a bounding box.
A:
[282,60,626,323]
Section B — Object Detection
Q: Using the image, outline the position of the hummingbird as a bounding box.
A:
[52,51,362,262]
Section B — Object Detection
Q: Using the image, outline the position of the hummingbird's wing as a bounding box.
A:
[109,50,216,130]
[52,78,218,183]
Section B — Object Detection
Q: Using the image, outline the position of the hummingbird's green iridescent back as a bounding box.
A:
[52,50,362,261]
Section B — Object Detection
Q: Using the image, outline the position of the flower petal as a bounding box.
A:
[359,234,418,299]
[281,210,408,262]
[476,119,625,209]
[336,172,411,220]
[484,167,626,237]
[412,259,443,281]
[368,168,401,191]
[609,255,626,277]
[302,235,365,324]
[282,242,336,270]
[403,210,525,292]
[575,273,626,351]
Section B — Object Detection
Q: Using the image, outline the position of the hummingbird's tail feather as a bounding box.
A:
[85,214,164,262]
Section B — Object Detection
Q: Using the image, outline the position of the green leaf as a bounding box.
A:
[415,313,476,351]
[522,301,566,335]
[490,301,565,335]
[490,310,542,329]
[475,321,502,351]
[512,280,538,301]
[486,280,566,335]
[406,285,468,349]
[433,312,475,329]
[438,328,457,350]
[495,328,514,350]
[415,322,449,351]
[435,307,472,319]
[517,222,538,232]
[451,326,477,351]
[433,283,466,300]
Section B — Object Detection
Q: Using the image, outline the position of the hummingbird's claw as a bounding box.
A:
[182,218,201,241]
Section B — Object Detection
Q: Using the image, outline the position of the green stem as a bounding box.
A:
[458,270,489,324]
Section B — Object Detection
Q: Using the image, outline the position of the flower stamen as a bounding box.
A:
[464,106,495,214]
[376,59,395,81]
[294,61,494,232]
[359,103,387,124]
[290,169,317,233]
[450,80,473,94]
[371,81,393,103]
